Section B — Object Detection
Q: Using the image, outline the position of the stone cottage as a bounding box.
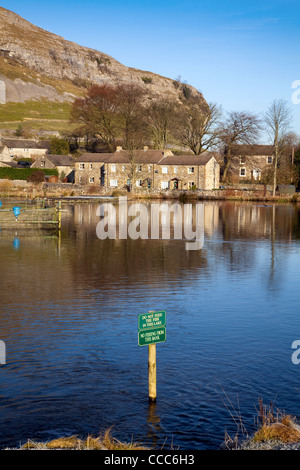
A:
[0,138,50,161]
[31,154,75,181]
[74,147,220,191]
[223,145,277,182]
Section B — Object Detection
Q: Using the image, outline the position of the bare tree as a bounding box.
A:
[220,111,262,182]
[121,148,146,193]
[70,83,148,152]
[147,98,178,149]
[177,99,222,155]
[114,83,147,150]
[70,84,119,152]
[264,99,293,195]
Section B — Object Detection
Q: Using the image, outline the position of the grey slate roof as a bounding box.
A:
[76,150,215,166]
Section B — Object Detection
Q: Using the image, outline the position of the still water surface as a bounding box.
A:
[1,199,300,449]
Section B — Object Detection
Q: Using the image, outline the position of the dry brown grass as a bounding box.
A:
[253,416,300,444]
[252,398,300,444]
[19,429,148,450]
[100,428,147,450]
[221,392,300,449]
[0,179,14,193]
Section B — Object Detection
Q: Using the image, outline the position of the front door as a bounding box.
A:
[252,169,261,181]
[100,165,105,186]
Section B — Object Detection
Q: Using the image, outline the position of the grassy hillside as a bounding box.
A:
[0,99,71,121]
[0,99,76,133]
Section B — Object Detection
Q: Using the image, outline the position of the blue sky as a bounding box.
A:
[1,0,300,142]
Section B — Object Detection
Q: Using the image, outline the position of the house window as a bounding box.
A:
[111,164,117,172]
[136,179,143,187]
[188,181,195,189]
[136,164,143,172]
[40,161,45,167]
[110,179,118,187]
[267,156,273,164]
[240,168,246,177]
[161,181,169,189]
[162,166,168,174]
[240,156,245,164]
[90,164,93,170]
[89,177,95,183]
[188,167,195,174]
[79,163,85,170]
[122,165,126,171]
[148,165,151,172]
[174,166,178,174]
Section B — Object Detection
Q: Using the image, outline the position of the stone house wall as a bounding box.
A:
[228,154,273,181]
[0,146,10,162]
[74,161,105,185]
[74,155,220,191]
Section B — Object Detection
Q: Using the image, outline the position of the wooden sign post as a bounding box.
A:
[138,310,166,402]
[148,343,157,402]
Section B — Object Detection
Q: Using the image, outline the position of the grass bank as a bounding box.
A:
[223,395,300,451]
[5,429,148,451]
[0,99,76,134]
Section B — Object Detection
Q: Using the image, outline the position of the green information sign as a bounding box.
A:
[138,310,166,346]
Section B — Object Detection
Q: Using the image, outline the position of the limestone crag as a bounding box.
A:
[0,7,206,106]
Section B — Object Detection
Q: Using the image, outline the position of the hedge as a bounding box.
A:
[0,167,58,181]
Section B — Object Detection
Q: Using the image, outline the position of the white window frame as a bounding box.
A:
[79,163,85,170]
[188,181,195,189]
[162,166,168,174]
[110,178,118,187]
[240,167,246,177]
[136,179,143,187]
[161,181,169,189]
[267,156,273,164]
[174,166,178,174]
[111,164,117,172]
[188,167,195,174]
[89,177,95,183]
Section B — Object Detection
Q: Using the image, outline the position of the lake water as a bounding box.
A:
[1,199,300,450]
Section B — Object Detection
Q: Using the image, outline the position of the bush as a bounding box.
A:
[182,84,191,100]
[141,77,152,84]
[50,137,70,155]
[26,170,45,184]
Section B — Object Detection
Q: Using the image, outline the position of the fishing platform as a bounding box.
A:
[0,199,61,233]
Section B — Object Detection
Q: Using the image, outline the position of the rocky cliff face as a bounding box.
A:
[0,7,206,106]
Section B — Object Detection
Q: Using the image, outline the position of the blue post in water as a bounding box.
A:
[13,237,20,250]
[13,207,21,221]
[0,201,2,208]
